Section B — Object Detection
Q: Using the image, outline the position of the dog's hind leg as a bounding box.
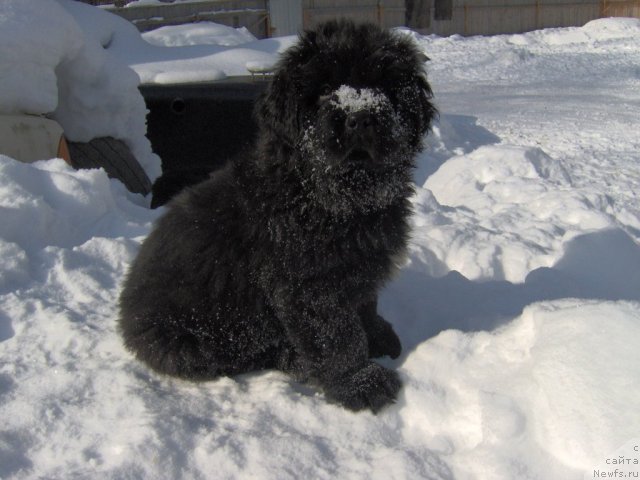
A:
[122,320,222,381]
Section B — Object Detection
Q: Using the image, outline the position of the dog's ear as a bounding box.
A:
[383,35,437,147]
[254,33,318,145]
[254,68,300,145]
[402,43,438,146]
[402,71,437,149]
[416,70,437,136]
[394,59,437,149]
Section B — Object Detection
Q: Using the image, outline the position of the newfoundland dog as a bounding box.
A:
[119,20,436,412]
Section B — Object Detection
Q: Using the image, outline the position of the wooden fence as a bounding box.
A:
[601,0,640,16]
[301,0,406,30]
[408,0,640,36]
[105,0,405,37]
[105,0,269,37]
[98,0,639,38]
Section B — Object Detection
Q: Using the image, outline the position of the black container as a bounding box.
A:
[139,77,269,206]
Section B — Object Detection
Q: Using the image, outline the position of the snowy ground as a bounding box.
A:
[1,1,639,479]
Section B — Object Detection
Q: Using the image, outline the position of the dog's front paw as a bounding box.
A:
[324,362,401,413]
[368,316,402,359]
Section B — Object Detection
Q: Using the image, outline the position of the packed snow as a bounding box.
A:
[141,22,258,47]
[0,1,639,479]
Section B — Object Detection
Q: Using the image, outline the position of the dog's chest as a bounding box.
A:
[268,209,402,282]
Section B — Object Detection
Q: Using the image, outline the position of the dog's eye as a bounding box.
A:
[319,84,333,97]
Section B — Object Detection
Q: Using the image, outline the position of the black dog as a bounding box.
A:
[119,20,436,412]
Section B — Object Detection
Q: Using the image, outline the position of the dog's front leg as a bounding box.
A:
[273,287,401,413]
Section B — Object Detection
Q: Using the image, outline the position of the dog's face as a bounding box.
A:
[256,21,436,214]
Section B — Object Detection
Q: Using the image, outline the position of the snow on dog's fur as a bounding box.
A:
[119,20,435,412]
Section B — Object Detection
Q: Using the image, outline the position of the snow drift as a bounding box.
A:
[0,0,161,181]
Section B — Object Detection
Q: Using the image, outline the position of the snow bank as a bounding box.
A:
[582,16,640,38]
[142,22,257,47]
[0,156,152,253]
[529,17,640,45]
[417,17,640,89]
[400,299,640,480]
[0,0,161,182]
[1,148,638,479]
[0,1,82,115]
[416,144,613,282]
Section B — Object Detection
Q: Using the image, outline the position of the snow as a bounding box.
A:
[0,0,161,182]
[331,86,390,114]
[141,22,257,47]
[0,1,639,478]
[399,299,640,479]
[418,145,612,281]
[60,0,293,84]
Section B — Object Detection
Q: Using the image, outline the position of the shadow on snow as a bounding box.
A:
[381,228,640,358]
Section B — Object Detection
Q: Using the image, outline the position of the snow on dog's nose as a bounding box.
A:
[330,86,391,158]
[330,86,389,115]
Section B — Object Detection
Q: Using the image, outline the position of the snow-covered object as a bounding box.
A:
[0,1,81,116]
[59,0,293,84]
[0,0,291,182]
[0,11,639,480]
[0,0,161,181]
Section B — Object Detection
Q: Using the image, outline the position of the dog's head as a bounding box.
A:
[255,20,436,214]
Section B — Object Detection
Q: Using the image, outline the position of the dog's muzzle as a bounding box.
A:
[343,111,379,163]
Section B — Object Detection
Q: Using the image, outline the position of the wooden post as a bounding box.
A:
[463,3,468,35]
[599,0,607,17]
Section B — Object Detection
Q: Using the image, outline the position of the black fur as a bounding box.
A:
[119,20,436,412]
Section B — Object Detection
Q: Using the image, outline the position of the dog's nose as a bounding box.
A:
[345,111,375,133]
